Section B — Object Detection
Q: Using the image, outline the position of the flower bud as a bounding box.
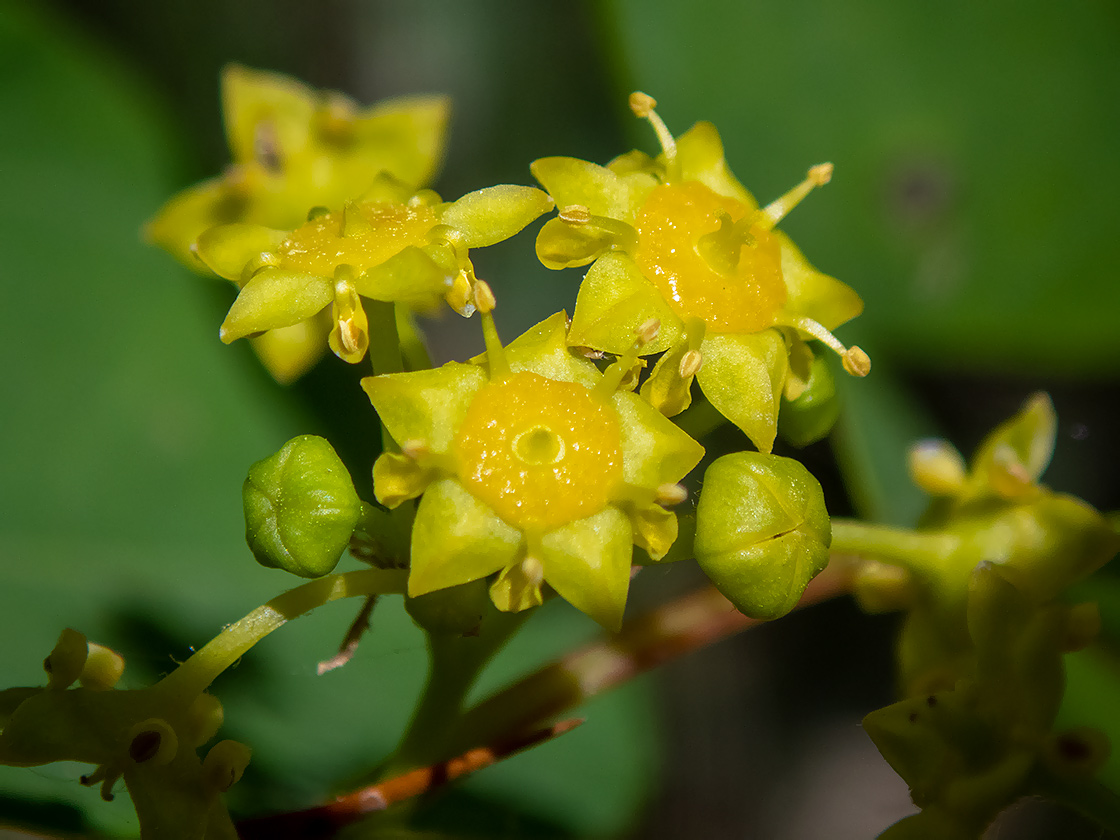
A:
[243,435,363,578]
[694,452,831,620]
[79,643,125,691]
[778,351,840,447]
[203,740,252,792]
[44,628,88,690]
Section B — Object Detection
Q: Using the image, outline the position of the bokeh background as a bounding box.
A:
[2,0,1119,837]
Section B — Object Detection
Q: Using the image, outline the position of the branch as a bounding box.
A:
[236,718,583,840]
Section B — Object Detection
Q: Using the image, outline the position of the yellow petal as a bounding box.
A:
[631,504,679,561]
[568,253,682,355]
[530,156,655,220]
[540,508,633,631]
[674,121,757,208]
[248,317,329,384]
[409,479,521,597]
[696,331,789,453]
[441,185,554,249]
[194,223,288,283]
[362,363,486,453]
[611,390,705,490]
[777,230,863,331]
[220,268,333,343]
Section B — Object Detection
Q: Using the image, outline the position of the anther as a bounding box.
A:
[401,440,430,461]
[842,346,871,377]
[474,280,497,314]
[757,163,835,231]
[338,318,362,355]
[637,318,661,346]
[628,92,657,118]
[560,204,592,225]
[628,91,677,169]
[679,349,703,379]
[655,483,689,507]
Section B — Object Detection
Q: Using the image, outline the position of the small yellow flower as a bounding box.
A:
[362,301,704,629]
[532,92,867,452]
[147,64,450,270]
[193,181,552,367]
[146,65,451,381]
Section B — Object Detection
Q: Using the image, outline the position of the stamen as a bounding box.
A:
[559,204,592,225]
[629,91,678,174]
[401,439,430,461]
[777,316,870,377]
[655,483,689,507]
[756,163,834,231]
[678,349,703,378]
[596,320,660,398]
[475,281,510,379]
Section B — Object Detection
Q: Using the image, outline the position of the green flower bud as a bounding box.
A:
[694,452,831,620]
[203,739,252,792]
[243,435,363,578]
[778,351,840,447]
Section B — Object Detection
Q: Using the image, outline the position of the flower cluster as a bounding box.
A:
[530,93,869,452]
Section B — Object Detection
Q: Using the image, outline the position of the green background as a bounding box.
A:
[2,0,1119,837]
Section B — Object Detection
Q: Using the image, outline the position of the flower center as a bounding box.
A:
[278,202,437,275]
[633,181,787,334]
[452,371,623,532]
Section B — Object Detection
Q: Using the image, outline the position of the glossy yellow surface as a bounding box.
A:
[278,202,437,275]
[452,372,623,532]
[634,181,786,334]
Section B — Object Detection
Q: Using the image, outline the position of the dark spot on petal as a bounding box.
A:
[130,730,162,763]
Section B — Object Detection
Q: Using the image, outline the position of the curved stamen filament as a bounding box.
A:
[475,281,510,379]
[596,318,660,398]
[777,315,870,377]
[756,164,833,231]
[629,92,678,177]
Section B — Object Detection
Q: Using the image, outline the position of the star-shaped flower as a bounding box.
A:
[193,179,552,368]
[532,93,868,452]
[146,65,452,381]
[362,300,704,630]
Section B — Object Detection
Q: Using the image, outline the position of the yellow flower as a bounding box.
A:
[362,299,704,630]
[193,181,553,367]
[146,65,451,381]
[532,93,868,452]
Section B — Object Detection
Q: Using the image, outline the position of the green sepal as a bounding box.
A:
[777,230,863,331]
[193,223,288,284]
[220,268,332,343]
[540,508,633,631]
[530,156,654,220]
[696,330,789,454]
[611,390,705,491]
[694,452,831,620]
[362,363,486,453]
[778,350,840,447]
[567,253,682,355]
[353,245,450,311]
[409,479,521,597]
[242,434,363,578]
[441,185,553,248]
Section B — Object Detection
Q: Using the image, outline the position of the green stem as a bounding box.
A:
[367,300,404,377]
[831,518,959,577]
[382,608,531,776]
[154,569,407,704]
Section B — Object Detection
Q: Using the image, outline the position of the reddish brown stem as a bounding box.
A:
[236,718,583,839]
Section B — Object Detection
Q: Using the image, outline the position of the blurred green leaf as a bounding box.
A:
[605,0,1120,374]
[0,3,652,836]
